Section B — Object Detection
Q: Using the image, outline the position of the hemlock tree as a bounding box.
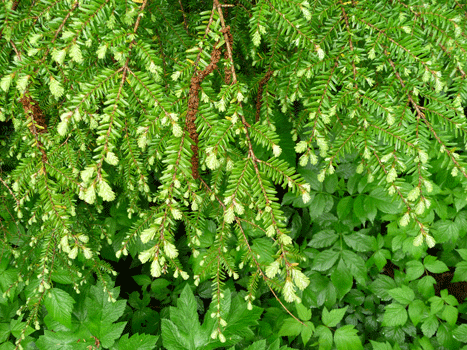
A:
[0,0,466,348]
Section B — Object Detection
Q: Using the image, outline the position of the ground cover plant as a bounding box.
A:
[0,0,467,349]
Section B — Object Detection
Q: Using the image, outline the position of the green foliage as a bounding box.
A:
[0,277,158,350]
[0,0,467,349]
[161,284,262,349]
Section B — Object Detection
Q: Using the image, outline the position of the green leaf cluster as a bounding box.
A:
[0,0,467,349]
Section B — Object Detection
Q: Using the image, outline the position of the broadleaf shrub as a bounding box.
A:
[0,0,467,349]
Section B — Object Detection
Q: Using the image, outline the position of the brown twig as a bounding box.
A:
[255,70,273,122]
[5,2,49,165]
[20,94,48,163]
[223,26,234,84]
[178,0,189,35]
[187,42,222,179]
[214,0,237,84]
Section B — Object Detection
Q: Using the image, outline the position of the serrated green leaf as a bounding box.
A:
[0,323,9,343]
[364,196,378,223]
[198,220,216,247]
[418,336,435,350]
[151,278,171,291]
[132,274,152,288]
[295,301,311,321]
[44,288,75,329]
[245,340,266,350]
[278,317,302,337]
[321,281,338,309]
[337,197,353,219]
[267,339,280,350]
[442,305,458,326]
[373,250,389,271]
[298,168,323,192]
[432,219,459,243]
[219,294,263,342]
[429,296,444,314]
[334,325,363,350]
[242,221,266,238]
[370,188,403,214]
[290,211,302,238]
[0,268,18,303]
[453,324,467,342]
[369,275,397,301]
[438,322,460,348]
[347,174,359,195]
[454,191,467,211]
[421,315,439,338]
[369,340,393,350]
[128,291,150,309]
[322,306,348,327]
[424,256,449,273]
[405,260,424,281]
[169,284,200,336]
[313,249,339,271]
[387,286,415,305]
[455,211,467,235]
[353,195,367,223]
[324,174,338,193]
[131,307,159,334]
[357,177,369,193]
[457,249,467,261]
[118,333,159,350]
[1,342,16,350]
[382,303,407,327]
[418,276,436,299]
[433,199,448,221]
[161,319,190,350]
[36,330,88,350]
[308,230,338,248]
[408,300,426,326]
[301,321,314,346]
[83,284,127,348]
[50,269,74,284]
[452,261,467,282]
[331,259,353,299]
[252,238,275,265]
[440,289,459,306]
[309,193,334,218]
[344,289,365,306]
[315,325,333,350]
[10,318,34,340]
[343,232,374,252]
[341,250,367,284]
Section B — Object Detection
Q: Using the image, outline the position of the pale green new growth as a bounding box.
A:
[0,0,466,347]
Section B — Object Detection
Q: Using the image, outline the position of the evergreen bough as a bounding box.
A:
[0,0,466,348]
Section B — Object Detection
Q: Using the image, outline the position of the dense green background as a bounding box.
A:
[1,0,467,349]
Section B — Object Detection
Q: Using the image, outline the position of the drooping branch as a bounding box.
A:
[214,0,237,85]
[187,43,222,179]
[178,0,189,35]
[0,0,20,41]
[223,25,234,85]
[19,94,48,163]
[255,70,273,122]
[11,32,49,165]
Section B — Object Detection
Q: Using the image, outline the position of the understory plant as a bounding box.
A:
[0,0,467,349]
